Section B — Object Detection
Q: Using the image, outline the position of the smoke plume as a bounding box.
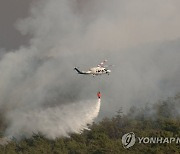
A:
[0,0,180,139]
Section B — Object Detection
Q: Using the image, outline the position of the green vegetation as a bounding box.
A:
[0,95,180,154]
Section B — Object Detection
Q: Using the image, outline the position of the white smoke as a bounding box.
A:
[0,0,180,139]
[0,0,103,139]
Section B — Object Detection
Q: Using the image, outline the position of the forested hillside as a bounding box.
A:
[0,94,180,154]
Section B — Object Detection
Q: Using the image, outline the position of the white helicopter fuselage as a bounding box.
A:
[88,67,111,75]
[74,60,112,76]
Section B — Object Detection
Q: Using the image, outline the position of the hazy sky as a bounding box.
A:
[0,0,32,50]
[0,0,180,138]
